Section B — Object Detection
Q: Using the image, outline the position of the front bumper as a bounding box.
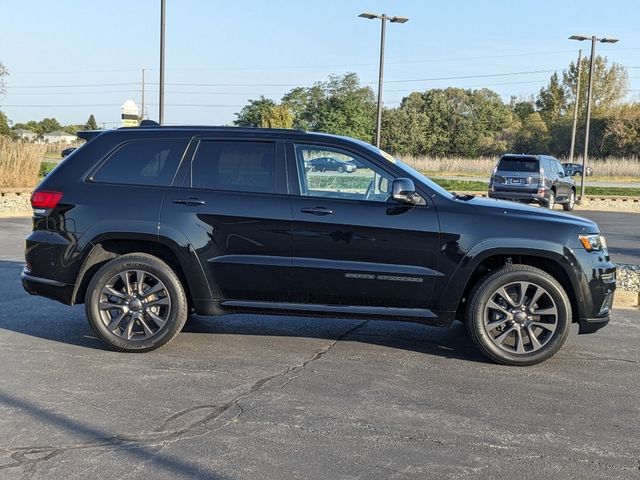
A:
[571,248,616,334]
[578,315,610,334]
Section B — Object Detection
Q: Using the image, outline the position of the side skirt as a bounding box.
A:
[205,299,454,327]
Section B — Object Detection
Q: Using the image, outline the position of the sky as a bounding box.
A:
[1,0,639,129]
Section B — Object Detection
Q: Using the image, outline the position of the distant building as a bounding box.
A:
[13,128,38,141]
[42,131,77,143]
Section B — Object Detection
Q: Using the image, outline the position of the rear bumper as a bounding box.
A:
[21,270,74,305]
[488,190,545,203]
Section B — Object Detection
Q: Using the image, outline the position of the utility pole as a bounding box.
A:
[568,49,582,164]
[141,68,145,121]
[159,0,166,125]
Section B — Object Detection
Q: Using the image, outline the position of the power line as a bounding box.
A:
[4,69,564,90]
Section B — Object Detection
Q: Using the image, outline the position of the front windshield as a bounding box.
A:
[374,147,454,199]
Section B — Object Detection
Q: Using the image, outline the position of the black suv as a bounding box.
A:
[489,154,576,210]
[22,126,616,365]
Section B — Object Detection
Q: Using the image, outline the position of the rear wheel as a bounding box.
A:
[546,191,556,209]
[563,190,576,211]
[466,265,571,366]
[85,253,188,352]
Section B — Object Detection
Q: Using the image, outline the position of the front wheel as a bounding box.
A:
[563,190,576,211]
[85,253,188,352]
[465,265,571,366]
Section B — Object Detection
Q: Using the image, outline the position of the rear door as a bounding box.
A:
[161,137,292,302]
[286,142,441,309]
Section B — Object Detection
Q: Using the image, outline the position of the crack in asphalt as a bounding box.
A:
[0,320,369,478]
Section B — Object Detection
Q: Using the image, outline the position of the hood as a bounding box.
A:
[461,196,598,233]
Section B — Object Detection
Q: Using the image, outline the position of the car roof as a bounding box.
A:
[78,125,377,150]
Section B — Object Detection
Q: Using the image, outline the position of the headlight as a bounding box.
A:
[579,234,607,252]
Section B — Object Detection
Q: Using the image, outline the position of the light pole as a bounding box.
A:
[359,12,409,147]
[159,0,166,125]
[568,49,582,164]
[569,34,619,202]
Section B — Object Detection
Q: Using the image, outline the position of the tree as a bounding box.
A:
[260,105,294,129]
[381,87,516,157]
[536,73,567,124]
[0,111,9,136]
[0,61,7,96]
[562,55,628,118]
[280,73,376,142]
[234,96,276,127]
[85,114,98,130]
[512,112,549,153]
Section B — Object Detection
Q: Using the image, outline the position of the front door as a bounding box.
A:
[161,138,292,302]
[287,143,441,309]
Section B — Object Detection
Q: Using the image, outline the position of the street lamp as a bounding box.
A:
[159,0,166,125]
[569,34,619,202]
[359,12,409,147]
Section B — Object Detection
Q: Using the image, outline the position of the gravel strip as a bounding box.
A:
[618,264,640,292]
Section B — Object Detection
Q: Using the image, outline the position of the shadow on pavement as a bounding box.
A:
[0,260,488,364]
[0,390,230,479]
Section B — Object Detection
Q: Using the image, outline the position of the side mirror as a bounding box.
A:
[392,178,419,205]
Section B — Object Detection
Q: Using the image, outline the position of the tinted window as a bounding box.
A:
[191,141,276,194]
[497,156,539,173]
[295,144,393,202]
[93,139,187,186]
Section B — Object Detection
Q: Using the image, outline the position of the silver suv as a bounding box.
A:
[488,154,576,211]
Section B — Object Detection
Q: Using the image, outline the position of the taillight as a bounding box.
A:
[31,191,63,209]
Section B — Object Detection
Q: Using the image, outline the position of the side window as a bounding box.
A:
[191,141,276,194]
[295,144,393,202]
[92,139,188,186]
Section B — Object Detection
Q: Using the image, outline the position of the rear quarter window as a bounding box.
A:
[497,157,539,173]
[91,139,188,186]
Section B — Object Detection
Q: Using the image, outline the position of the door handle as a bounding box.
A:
[173,198,206,206]
[300,206,333,216]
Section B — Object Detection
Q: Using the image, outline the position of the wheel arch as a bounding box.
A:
[71,233,211,306]
[442,242,584,324]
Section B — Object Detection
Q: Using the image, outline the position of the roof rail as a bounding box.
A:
[140,119,160,126]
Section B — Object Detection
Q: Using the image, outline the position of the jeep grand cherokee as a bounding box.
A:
[22,125,616,365]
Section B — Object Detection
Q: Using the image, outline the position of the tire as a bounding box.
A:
[337,166,344,173]
[547,191,556,209]
[563,190,576,211]
[85,253,188,352]
[465,265,571,366]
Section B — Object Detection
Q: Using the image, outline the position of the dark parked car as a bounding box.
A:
[489,154,577,211]
[308,156,356,173]
[562,162,593,177]
[61,147,76,158]
[22,126,616,365]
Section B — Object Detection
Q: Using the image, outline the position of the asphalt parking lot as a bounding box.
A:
[1,216,639,479]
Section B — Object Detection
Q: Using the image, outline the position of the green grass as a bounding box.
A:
[40,161,57,177]
[430,178,640,197]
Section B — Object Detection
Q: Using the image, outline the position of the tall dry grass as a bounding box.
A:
[399,155,640,179]
[0,136,47,188]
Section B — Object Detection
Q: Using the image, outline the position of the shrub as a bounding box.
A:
[0,136,47,187]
